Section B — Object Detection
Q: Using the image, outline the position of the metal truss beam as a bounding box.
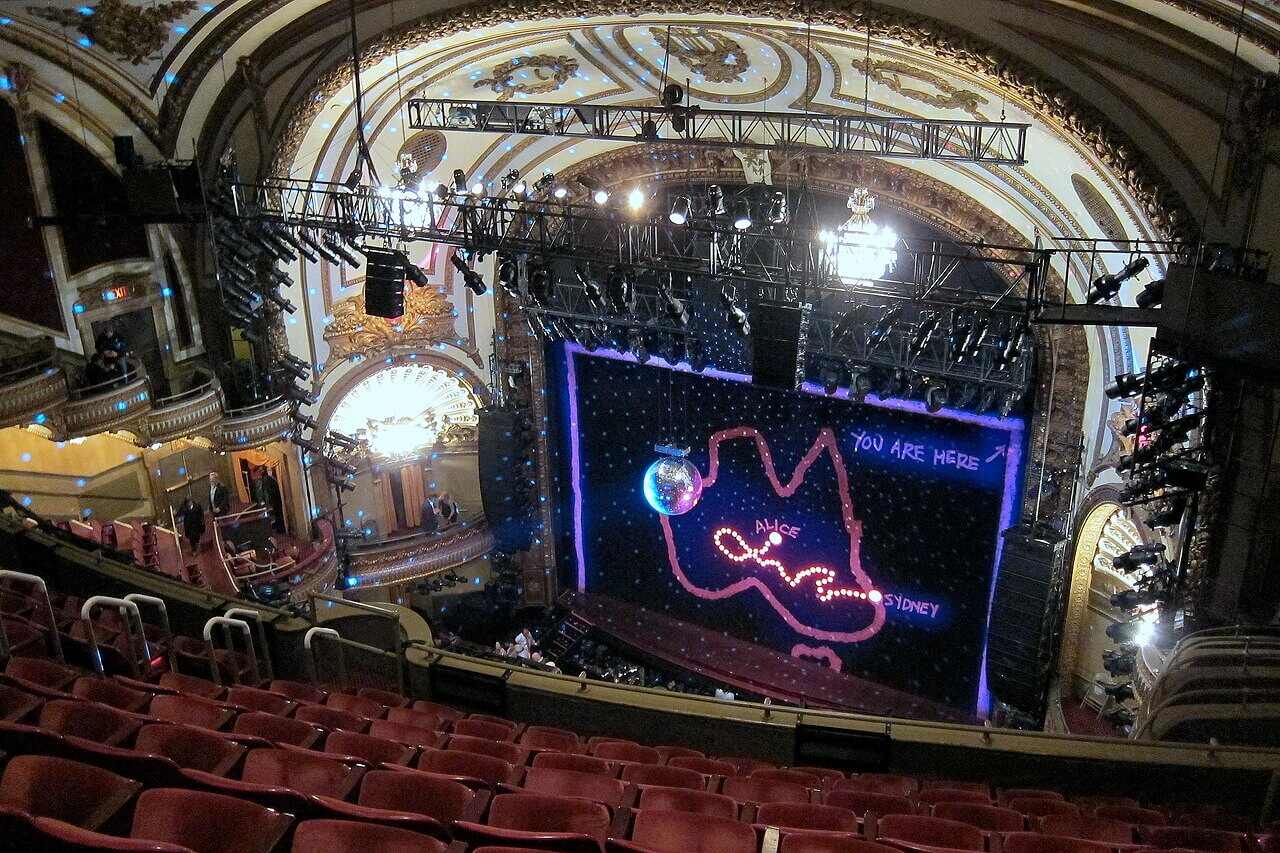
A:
[406,99,1030,165]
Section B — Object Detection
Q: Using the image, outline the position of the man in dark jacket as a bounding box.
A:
[208,472,231,517]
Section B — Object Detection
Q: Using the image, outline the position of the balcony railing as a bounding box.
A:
[0,345,69,430]
[221,397,294,450]
[347,517,494,586]
[61,358,152,438]
[145,370,224,445]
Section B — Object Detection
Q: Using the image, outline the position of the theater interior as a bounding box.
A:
[0,0,1279,850]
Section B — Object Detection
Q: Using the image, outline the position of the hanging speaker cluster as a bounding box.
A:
[363,247,406,318]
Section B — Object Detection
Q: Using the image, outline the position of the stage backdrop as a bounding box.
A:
[555,345,1024,712]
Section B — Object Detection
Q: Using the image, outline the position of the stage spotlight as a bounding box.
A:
[446,105,477,127]
[1157,459,1210,491]
[867,306,900,347]
[528,263,554,303]
[954,384,979,410]
[996,320,1028,367]
[290,410,319,431]
[963,316,990,359]
[661,82,685,107]
[1110,588,1160,611]
[998,389,1021,419]
[628,330,649,364]
[850,369,873,402]
[501,169,522,192]
[553,186,570,199]
[498,256,520,296]
[1087,256,1150,304]
[1136,278,1165,308]
[721,286,750,336]
[285,383,317,407]
[707,184,726,215]
[659,280,688,326]
[1103,648,1136,676]
[300,230,342,264]
[1113,543,1165,573]
[925,381,949,413]
[322,233,361,268]
[820,362,845,396]
[326,457,358,477]
[627,187,647,211]
[449,252,487,295]
[669,196,691,225]
[1105,372,1145,400]
[292,436,323,456]
[574,266,603,303]
[607,266,635,313]
[1146,497,1187,530]
[470,181,486,198]
[686,335,708,372]
[452,169,468,194]
[327,430,362,452]
[731,199,752,230]
[578,176,610,205]
[1106,619,1156,647]
[533,172,556,194]
[910,315,940,356]
[262,290,296,314]
[767,192,788,224]
[395,251,429,287]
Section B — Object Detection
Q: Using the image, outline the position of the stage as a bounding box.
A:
[561,591,978,724]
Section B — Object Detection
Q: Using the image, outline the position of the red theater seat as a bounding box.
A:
[837,774,920,798]
[1002,790,1067,804]
[0,755,141,830]
[470,713,521,732]
[519,766,628,810]
[291,818,447,853]
[669,756,738,777]
[724,756,775,775]
[240,748,366,799]
[721,776,812,805]
[932,802,1025,832]
[1094,806,1168,826]
[534,751,617,777]
[625,808,757,853]
[130,788,291,853]
[225,685,296,716]
[356,768,481,824]
[447,733,526,765]
[753,768,825,788]
[158,672,224,701]
[757,802,861,833]
[387,706,451,732]
[454,717,520,742]
[147,694,236,731]
[325,729,417,766]
[326,692,388,720]
[621,762,707,791]
[791,767,849,786]
[1002,833,1121,853]
[638,785,739,820]
[357,687,411,709]
[876,814,986,852]
[656,745,705,762]
[592,740,662,765]
[28,817,198,852]
[1038,815,1138,845]
[826,790,915,818]
[5,656,79,689]
[1076,797,1141,813]
[917,788,992,810]
[233,711,323,748]
[296,703,371,733]
[417,746,516,786]
[134,724,245,775]
[782,838,904,853]
[522,725,586,753]
[924,781,991,795]
[1142,827,1245,852]
[269,679,327,705]
[367,719,448,750]
[72,676,151,712]
[1010,798,1082,819]
[0,683,42,721]
[410,700,465,724]
[40,699,139,746]
[455,791,610,853]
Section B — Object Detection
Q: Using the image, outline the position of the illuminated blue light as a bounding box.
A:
[77,37,93,48]
[76,478,86,487]
[344,574,360,588]
[20,453,31,462]
[72,303,85,314]
[174,26,188,34]
[116,401,128,411]
[33,413,46,424]
[164,73,178,84]
[161,286,173,297]
[54,93,66,103]
[77,5,93,13]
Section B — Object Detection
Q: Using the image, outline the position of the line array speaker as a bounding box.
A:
[363,248,405,318]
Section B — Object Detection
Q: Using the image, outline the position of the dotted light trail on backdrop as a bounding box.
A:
[713,527,883,604]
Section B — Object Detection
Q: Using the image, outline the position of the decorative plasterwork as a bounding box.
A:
[322,282,458,363]
[270,1,1194,239]
[28,1,199,66]
[474,54,580,100]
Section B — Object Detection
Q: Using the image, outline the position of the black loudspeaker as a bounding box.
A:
[750,302,808,390]
[122,167,180,220]
[363,248,405,318]
[985,524,1067,722]
[113,135,140,169]
[1158,262,1280,378]
[478,408,533,552]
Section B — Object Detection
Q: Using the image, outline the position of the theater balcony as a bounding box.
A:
[0,337,69,430]
[207,511,338,599]
[60,358,151,440]
[345,514,495,587]
[220,397,295,450]
[143,369,224,446]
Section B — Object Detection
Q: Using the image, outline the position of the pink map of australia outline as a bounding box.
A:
[657,426,887,644]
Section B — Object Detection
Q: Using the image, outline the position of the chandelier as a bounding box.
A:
[821,188,899,282]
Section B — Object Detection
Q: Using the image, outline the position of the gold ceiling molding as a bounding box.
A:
[865,59,989,119]
[322,281,459,363]
[474,54,580,100]
[28,0,199,66]
[269,2,1192,241]
[657,26,751,84]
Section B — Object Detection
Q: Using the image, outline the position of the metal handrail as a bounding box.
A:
[225,607,275,682]
[81,595,145,678]
[304,626,346,689]
[223,396,289,419]
[152,368,220,409]
[68,357,147,401]
[203,615,261,687]
[309,592,399,620]
[0,350,57,387]
[0,570,64,662]
[124,593,174,672]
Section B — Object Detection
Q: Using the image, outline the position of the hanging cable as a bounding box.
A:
[347,0,380,186]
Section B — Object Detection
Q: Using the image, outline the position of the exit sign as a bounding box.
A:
[102,285,132,302]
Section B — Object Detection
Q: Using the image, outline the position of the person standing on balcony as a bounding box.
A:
[94,323,131,384]
[208,472,231,517]
[177,496,205,553]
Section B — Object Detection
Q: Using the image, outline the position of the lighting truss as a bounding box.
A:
[236,177,1042,315]
[406,99,1031,165]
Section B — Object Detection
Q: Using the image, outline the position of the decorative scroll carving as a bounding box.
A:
[323,283,457,362]
[652,26,749,83]
[1072,174,1128,244]
[28,0,198,65]
[475,54,580,101]
[144,385,224,445]
[270,3,1191,240]
[865,59,989,118]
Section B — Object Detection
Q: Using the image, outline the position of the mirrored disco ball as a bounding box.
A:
[643,456,703,516]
